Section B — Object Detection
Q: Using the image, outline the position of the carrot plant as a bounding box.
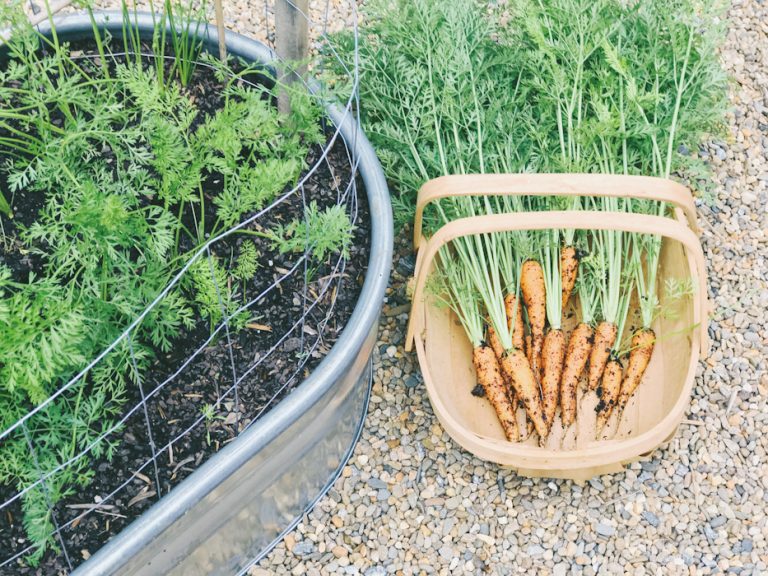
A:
[334,0,726,441]
[0,2,350,562]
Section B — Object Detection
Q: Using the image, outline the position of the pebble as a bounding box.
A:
[596,523,616,538]
[642,511,660,528]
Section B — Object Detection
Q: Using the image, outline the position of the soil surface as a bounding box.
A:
[0,47,370,575]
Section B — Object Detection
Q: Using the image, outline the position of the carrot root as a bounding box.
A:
[596,358,622,436]
[473,345,520,442]
[521,259,546,379]
[560,322,594,428]
[541,328,566,431]
[587,321,618,391]
[560,245,579,312]
[616,328,656,420]
[499,348,549,438]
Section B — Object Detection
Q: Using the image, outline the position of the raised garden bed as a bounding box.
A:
[0,8,391,575]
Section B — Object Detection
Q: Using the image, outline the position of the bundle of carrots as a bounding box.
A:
[430,195,682,444]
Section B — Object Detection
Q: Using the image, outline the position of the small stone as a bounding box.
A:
[553,563,569,576]
[741,539,753,553]
[596,523,616,537]
[575,555,590,566]
[642,511,660,528]
[332,546,349,558]
[404,375,420,388]
[710,516,727,528]
[284,534,296,552]
[291,540,315,558]
[364,567,386,576]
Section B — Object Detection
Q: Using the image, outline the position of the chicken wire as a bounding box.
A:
[0,1,363,571]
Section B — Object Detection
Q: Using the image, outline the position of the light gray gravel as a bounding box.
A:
[252,1,768,574]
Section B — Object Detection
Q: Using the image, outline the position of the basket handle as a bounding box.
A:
[413,174,700,249]
[405,209,710,356]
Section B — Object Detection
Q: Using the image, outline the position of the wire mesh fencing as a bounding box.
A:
[0,1,364,571]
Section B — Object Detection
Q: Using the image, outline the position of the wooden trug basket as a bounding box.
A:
[405,174,710,481]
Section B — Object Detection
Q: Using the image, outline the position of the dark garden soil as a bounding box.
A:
[0,48,370,575]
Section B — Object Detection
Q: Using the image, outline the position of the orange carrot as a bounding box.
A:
[487,324,520,407]
[498,348,548,438]
[560,322,594,428]
[504,293,526,351]
[560,245,579,311]
[541,328,565,430]
[473,345,519,442]
[616,328,656,418]
[596,358,622,435]
[587,321,618,390]
[521,259,546,379]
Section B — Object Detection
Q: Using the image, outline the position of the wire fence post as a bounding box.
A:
[275,0,309,114]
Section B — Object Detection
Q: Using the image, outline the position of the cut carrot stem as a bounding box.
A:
[560,245,579,312]
[560,322,594,428]
[596,358,623,436]
[588,321,618,390]
[473,345,520,442]
[521,259,546,379]
[499,348,549,438]
[541,328,565,429]
[616,328,656,419]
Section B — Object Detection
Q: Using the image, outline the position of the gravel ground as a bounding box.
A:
[252,1,768,575]
[31,0,768,574]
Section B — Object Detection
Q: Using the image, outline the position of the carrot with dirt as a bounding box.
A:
[429,248,519,442]
[595,252,634,436]
[539,230,566,435]
[521,258,546,379]
[587,205,626,390]
[615,327,655,418]
[474,230,549,438]
[615,229,662,421]
[496,227,534,438]
[596,358,623,434]
[560,200,581,311]
[560,246,598,428]
[560,245,579,311]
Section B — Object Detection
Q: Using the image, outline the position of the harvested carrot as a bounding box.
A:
[596,358,622,435]
[587,321,618,390]
[487,323,519,393]
[472,345,519,442]
[498,348,548,438]
[504,293,526,351]
[503,295,532,438]
[616,328,656,418]
[560,245,579,311]
[521,259,546,379]
[560,322,594,428]
[541,328,565,428]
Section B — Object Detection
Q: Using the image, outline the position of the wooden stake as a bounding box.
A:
[213,0,227,62]
[275,0,309,114]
